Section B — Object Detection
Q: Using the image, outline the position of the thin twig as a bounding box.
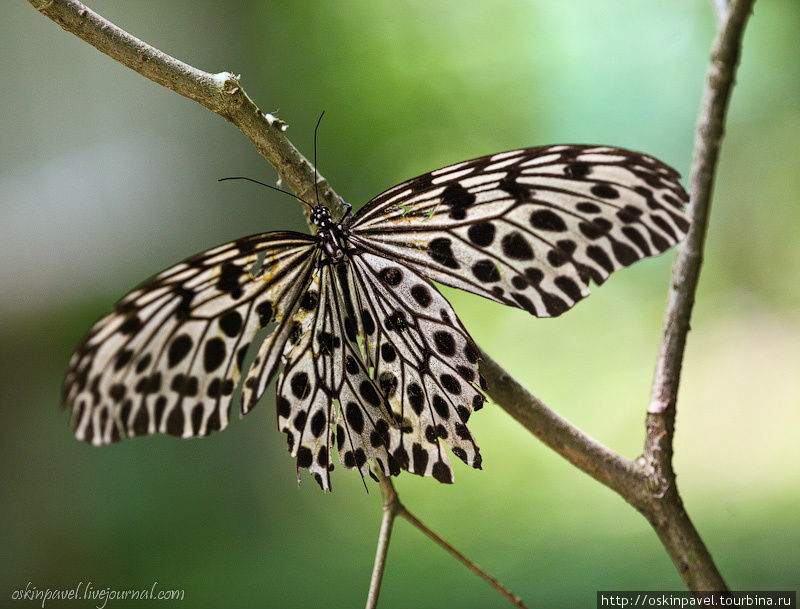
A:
[398,509,528,609]
[370,471,528,609]
[643,0,756,590]
[365,473,401,609]
[712,0,731,24]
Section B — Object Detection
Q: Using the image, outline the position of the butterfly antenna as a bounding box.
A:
[313,110,325,207]
[217,176,314,209]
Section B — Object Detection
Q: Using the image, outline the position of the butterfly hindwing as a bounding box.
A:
[350,145,689,317]
[63,232,317,445]
[346,251,484,482]
[327,262,401,482]
[274,266,337,490]
[275,263,401,490]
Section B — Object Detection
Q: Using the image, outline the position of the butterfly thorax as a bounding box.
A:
[311,204,349,262]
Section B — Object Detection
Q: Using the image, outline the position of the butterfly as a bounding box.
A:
[62,144,689,491]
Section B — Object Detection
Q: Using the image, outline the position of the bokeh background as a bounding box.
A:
[2,1,798,607]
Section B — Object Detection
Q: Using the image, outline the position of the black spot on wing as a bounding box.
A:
[300,290,319,311]
[501,232,534,260]
[530,209,567,232]
[590,184,620,199]
[290,372,311,399]
[428,238,460,269]
[256,301,273,327]
[471,260,500,283]
[442,183,476,220]
[407,383,424,415]
[410,284,432,307]
[378,266,403,286]
[217,262,242,299]
[167,334,193,368]
[380,343,396,362]
[498,173,528,199]
[467,221,496,247]
[565,162,591,178]
[576,201,601,214]
[119,315,142,335]
[346,402,364,434]
[433,331,456,356]
[203,337,226,372]
[219,310,243,337]
[174,288,194,320]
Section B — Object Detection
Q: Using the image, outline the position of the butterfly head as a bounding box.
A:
[310,205,334,229]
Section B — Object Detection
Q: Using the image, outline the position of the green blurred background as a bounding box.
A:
[2,1,798,607]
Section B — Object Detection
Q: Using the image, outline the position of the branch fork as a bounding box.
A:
[29,0,757,604]
[366,471,528,609]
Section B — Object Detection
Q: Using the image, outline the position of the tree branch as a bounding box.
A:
[712,0,731,24]
[29,0,755,599]
[27,0,344,223]
[479,350,652,510]
[642,0,756,589]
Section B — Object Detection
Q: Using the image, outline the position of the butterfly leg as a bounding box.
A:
[337,196,352,224]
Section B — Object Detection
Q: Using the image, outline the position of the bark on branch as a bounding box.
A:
[649,0,754,417]
[639,0,755,589]
[30,0,756,599]
[28,0,343,224]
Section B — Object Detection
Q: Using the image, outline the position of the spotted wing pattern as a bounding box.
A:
[350,145,689,317]
[63,232,317,445]
[269,263,400,491]
[63,144,690,492]
[345,251,485,483]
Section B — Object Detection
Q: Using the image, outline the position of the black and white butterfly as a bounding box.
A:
[63,144,689,491]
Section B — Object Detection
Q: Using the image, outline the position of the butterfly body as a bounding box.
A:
[311,201,352,262]
[63,145,689,491]
[310,204,350,262]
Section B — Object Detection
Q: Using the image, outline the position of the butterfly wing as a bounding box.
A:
[256,260,406,490]
[271,265,341,490]
[63,231,317,445]
[64,144,691,489]
[344,250,484,483]
[324,262,404,484]
[349,145,689,317]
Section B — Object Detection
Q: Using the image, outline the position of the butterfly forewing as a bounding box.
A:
[350,145,689,317]
[63,232,316,445]
[240,250,321,415]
